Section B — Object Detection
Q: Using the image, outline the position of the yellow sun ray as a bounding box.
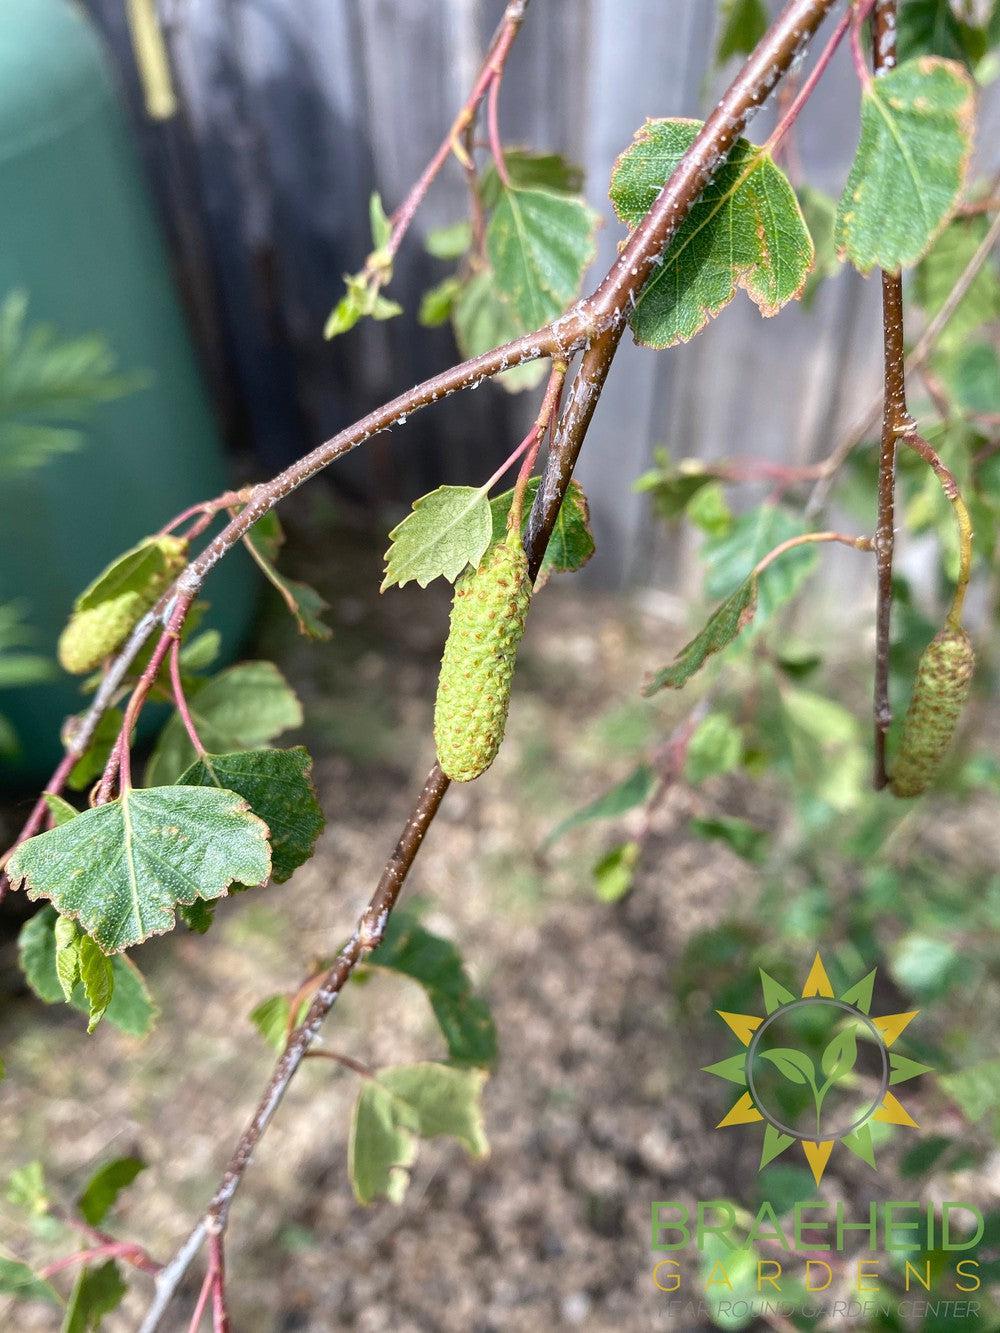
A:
[717,1092,764,1127]
[717,1011,763,1046]
[872,1011,919,1047]
[802,952,834,998]
[801,1139,835,1185]
[872,1090,919,1128]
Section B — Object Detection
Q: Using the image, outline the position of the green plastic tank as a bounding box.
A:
[0,0,255,786]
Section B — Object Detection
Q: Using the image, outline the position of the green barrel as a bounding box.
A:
[0,0,255,786]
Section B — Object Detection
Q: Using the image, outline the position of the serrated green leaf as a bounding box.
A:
[797,185,841,307]
[451,269,549,394]
[74,536,184,613]
[914,215,1000,354]
[944,342,1000,414]
[633,450,715,519]
[939,1058,1000,1122]
[61,1259,126,1333]
[324,269,402,341]
[418,275,463,328]
[0,291,136,479]
[245,517,332,641]
[6,1160,47,1214]
[610,119,812,348]
[643,578,758,694]
[79,936,113,1032]
[703,504,818,622]
[145,661,302,786]
[248,992,311,1049]
[690,814,769,863]
[67,709,123,791]
[176,747,324,883]
[0,1257,60,1306]
[486,185,598,328]
[480,150,585,208]
[324,289,364,339]
[777,684,867,816]
[897,0,993,68]
[105,956,158,1036]
[180,629,221,672]
[546,764,656,847]
[77,1157,145,1227]
[54,914,81,1001]
[8,786,271,952]
[684,713,743,784]
[44,793,80,826]
[381,485,493,591]
[178,899,216,933]
[685,482,732,537]
[369,192,392,250]
[17,908,158,1035]
[489,476,595,579]
[835,57,974,274]
[716,0,769,62]
[592,840,640,902]
[348,1063,488,1205]
[370,910,497,1068]
[424,220,472,260]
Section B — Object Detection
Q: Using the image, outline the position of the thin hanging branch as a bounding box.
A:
[872,0,908,790]
[380,0,528,265]
[806,175,1000,517]
[133,5,847,1324]
[1,0,845,886]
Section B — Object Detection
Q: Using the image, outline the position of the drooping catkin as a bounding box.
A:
[890,626,975,798]
[434,531,532,782]
[58,535,187,674]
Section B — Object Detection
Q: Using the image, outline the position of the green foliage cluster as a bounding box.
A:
[4,1,1000,1324]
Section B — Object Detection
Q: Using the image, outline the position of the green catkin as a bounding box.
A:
[57,536,188,674]
[434,531,532,782]
[890,626,975,798]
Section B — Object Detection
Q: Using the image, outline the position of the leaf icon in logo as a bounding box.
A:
[759,1048,815,1086]
[821,1026,858,1084]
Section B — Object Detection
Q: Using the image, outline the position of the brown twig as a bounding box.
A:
[765,0,873,157]
[4,0,843,900]
[38,1240,162,1281]
[4,6,844,1324]
[807,199,1000,515]
[508,361,566,531]
[208,1231,229,1333]
[871,0,908,790]
[169,638,207,758]
[753,529,874,576]
[381,0,527,266]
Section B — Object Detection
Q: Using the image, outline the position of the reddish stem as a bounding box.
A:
[766,0,873,156]
[481,360,567,498]
[850,1,874,86]
[508,362,566,531]
[186,1267,212,1333]
[486,71,510,188]
[169,637,207,758]
[302,1048,375,1078]
[209,1232,230,1333]
[96,595,195,802]
[39,1240,162,1280]
[384,2,526,262]
[158,490,250,538]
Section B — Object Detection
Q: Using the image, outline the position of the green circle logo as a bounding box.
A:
[703,953,931,1184]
